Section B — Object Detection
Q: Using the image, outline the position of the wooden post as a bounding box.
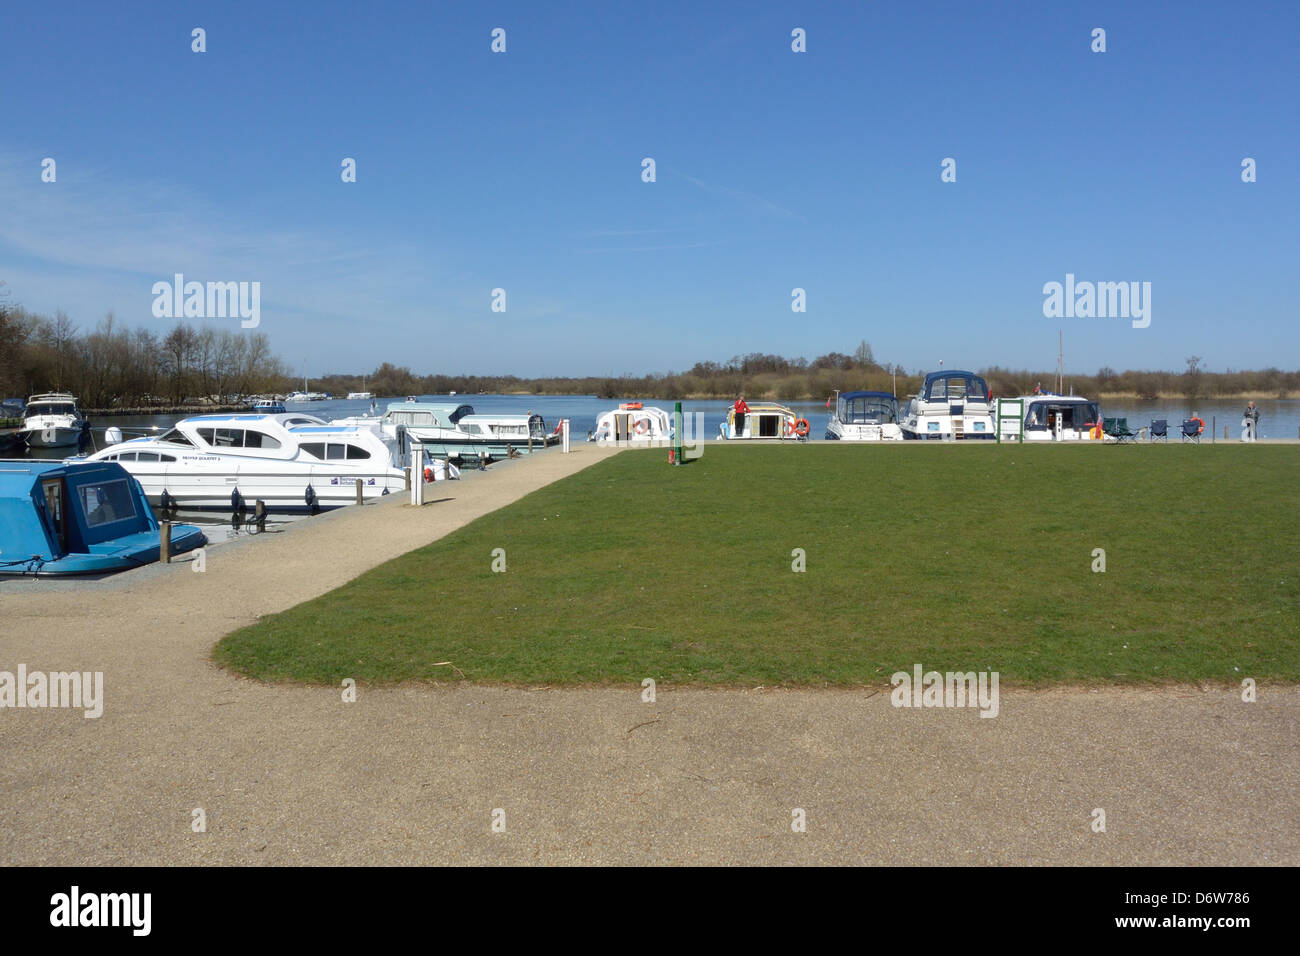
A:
[529,434,534,453]
[404,467,411,490]
[160,521,172,564]
[355,478,363,504]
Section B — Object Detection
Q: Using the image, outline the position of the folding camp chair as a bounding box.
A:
[1105,417,1138,443]
[1149,419,1168,442]
[1180,420,1202,444]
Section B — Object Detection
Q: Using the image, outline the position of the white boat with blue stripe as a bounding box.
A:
[78,412,409,512]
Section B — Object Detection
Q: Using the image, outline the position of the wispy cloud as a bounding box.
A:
[674,171,806,223]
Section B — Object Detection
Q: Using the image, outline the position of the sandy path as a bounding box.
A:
[2,442,1296,865]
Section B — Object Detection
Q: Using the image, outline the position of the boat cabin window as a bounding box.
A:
[78,478,136,528]
[242,430,281,449]
[195,427,281,449]
[299,442,369,461]
[1026,402,1099,431]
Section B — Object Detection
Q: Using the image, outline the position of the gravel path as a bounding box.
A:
[2,443,1296,865]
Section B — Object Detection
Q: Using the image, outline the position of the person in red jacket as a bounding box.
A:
[733,395,750,437]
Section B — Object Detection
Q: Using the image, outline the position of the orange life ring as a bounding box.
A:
[634,418,650,434]
[794,418,810,437]
[1190,417,1204,434]
[785,419,797,436]
[619,402,643,410]
[424,466,434,482]
[552,421,563,435]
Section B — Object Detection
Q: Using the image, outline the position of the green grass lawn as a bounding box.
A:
[214,444,1300,686]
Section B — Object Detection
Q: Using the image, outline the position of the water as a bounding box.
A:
[13,394,1300,457]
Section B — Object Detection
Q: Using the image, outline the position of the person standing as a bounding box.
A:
[1242,400,1259,442]
[733,395,750,438]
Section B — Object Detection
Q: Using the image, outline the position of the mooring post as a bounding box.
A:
[529,434,534,453]
[411,444,424,506]
[404,466,411,491]
[160,521,172,564]
[355,478,363,505]
[562,418,570,453]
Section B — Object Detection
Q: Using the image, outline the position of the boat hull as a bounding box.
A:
[3,525,208,576]
[21,426,83,448]
[125,467,409,512]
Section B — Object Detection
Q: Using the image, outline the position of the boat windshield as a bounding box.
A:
[926,375,990,403]
[157,428,194,446]
[26,403,76,417]
[842,397,897,423]
[1025,401,1100,430]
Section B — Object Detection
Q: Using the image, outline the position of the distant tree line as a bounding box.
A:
[0,305,287,407]
[2,308,1293,407]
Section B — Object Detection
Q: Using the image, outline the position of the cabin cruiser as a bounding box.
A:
[717,402,809,440]
[18,393,89,448]
[340,401,557,460]
[79,412,408,512]
[1014,393,1102,441]
[0,460,204,575]
[286,390,329,403]
[825,390,903,441]
[901,371,995,440]
[589,403,673,444]
[346,391,372,400]
[252,399,287,414]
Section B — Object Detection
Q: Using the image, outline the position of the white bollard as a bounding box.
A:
[411,444,424,506]
[562,418,570,453]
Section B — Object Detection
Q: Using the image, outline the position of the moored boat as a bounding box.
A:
[350,400,557,460]
[901,371,995,440]
[718,401,808,440]
[0,459,205,575]
[79,412,408,512]
[825,390,904,441]
[590,403,673,444]
[1013,393,1103,441]
[18,393,88,448]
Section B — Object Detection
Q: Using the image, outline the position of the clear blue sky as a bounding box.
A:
[2,0,1296,378]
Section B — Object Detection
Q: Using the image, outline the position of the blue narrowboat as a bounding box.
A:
[0,460,205,576]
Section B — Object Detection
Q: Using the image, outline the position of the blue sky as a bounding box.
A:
[1,0,1296,378]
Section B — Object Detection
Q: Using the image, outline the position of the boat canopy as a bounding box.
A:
[0,460,203,574]
[383,402,474,427]
[920,371,991,403]
[838,391,898,423]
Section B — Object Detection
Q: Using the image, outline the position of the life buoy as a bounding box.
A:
[794,418,810,437]
[1190,417,1204,434]
[634,418,650,435]
[552,421,563,435]
[785,419,797,436]
[619,402,643,410]
[424,466,434,482]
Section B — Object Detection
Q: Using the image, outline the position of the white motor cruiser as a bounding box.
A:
[901,371,995,440]
[19,393,88,448]
[80,412,418,512]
